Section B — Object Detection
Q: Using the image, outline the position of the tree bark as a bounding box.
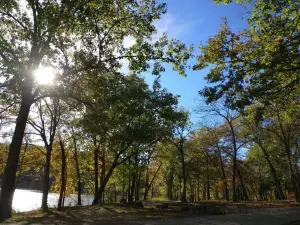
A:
[135,173,140,201]
[0,97,31,221]
[58,139,66,210]
[129,173,136,202]
[218,149,229,201]
[41,146,52,211]
[206,154,210,200]
[179,142,187,202]
[93,142,99,196]
[72,129,82,205]
[257,142,285,200]
[237,169,249,200]
[143,163,161,201]
[92,161,117,204]
[167,165,174,200]
[286,148,300,202]
[144,165,149,200]
[114,183,117,203]
[99,146,105,203]
[228,121,238,202]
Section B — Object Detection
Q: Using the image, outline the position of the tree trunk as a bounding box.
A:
[0,97,31,221]
[144,166,149,200]
[168,166,174,200]
[286,150,300,202]
[222,118,239,202]
[144,163,161,200]
[99,147,106,203]
[94,146,99,196]
[92,161,117,204]
[228,121,238,202]
[218,150,229,201]
[122,179,125,199]
[58,139,66,210]
[114,183,117,203]
[129,173,136,202]
[257,142,285,200]
[179,143,187,202]
[277,116,300,202]
[72,132,82,205]
[237,169,249,200]
[41,146,52,211]
[206,154,210,200]
[135,174,140,201]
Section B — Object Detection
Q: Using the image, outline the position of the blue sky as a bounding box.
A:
[143,0,250,123]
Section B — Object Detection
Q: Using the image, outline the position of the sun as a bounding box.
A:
[34,67,55,85]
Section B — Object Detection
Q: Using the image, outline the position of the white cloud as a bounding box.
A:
[154,13,204,39]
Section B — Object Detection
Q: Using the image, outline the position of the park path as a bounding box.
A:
[127,208,300,225]
[11,208,300,225]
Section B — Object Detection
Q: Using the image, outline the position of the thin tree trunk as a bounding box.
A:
[72,130,82,205]
[257,142,285,200]
[237,169,249,200]
[99,147,106,203]
[41,146,52,211]
[92,162,117,204]
[286,149,300,202]
[144,165,149,200]
[58,139,66,210]
[168,166,174,200]
[206,154,210,200]
[180,143,187,202]
[135,175,140,201]
[75,153,82,205]
[129,173,136,202]
[0,98,31,221]
[228,121,238,202]
[218,150,229,201]
[128,161,131,201]
[93,143,99,196]
[114,183,117,203]
[277,113,300,202]
[122,179,125,199]
[144,163,162,200]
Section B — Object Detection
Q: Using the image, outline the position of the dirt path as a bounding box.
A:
[131,208,300,225]
[7,203,300,225]
[95,208,300,225]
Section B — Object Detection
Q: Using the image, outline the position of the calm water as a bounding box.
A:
[12,189,94,212]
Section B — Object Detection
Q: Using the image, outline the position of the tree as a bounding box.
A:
[168,111,190,202]
[194,0,300,109]
[78,74,185,204]
[241,105,286,200]
[27,98,61,211]
[70,122,82,205]
[193,126,231,201]
[0,0,191,220]
[57,136,66,210]
[197,100,247,201]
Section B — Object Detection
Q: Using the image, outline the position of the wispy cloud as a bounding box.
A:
[121,13,203,74]
[155,13,204,39]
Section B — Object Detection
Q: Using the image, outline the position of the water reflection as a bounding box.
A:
[13,189,93,212]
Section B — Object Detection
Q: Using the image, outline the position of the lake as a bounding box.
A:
[12,189,94,212]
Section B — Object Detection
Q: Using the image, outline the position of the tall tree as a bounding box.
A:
[0,0,191,220]
[27,98,61,211]
[195,0,300,109]
[168,111,190,202]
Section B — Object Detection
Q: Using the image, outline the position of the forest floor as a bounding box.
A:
[4,200,300,225]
